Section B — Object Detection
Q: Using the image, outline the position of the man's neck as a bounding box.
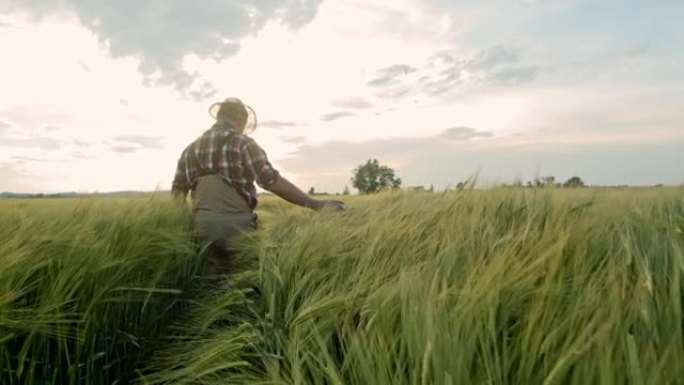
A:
[214,121,238,132]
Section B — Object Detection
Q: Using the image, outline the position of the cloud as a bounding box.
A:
[71,139,91,148]
[0,122,97,161]
[440,127,494,140]
[489,66,541,86]
[321,111,355,122]
[109,145,138,154]
[517,0,552,5]
[11,155,66,163]
[623,43,650,57]
[382,64,419,76]
[276,128,496,192]
[112,135,164,149]
[277,126,684,193]
[70,150,96,160]
[280,127,494,174]
[280,135,306,144]
[331,98,373,110]
[106,135,164,153]
[259,120,300,129]
[367,64,417,87]
[569,43,652,70]
[0,164,33,192]
[364,46,543,100]
[77,60,90,72]
[6,0,324,91]
[0,106,75,132]
[425,46,541,93]
[0,137,62,151]
[367,77,395,87]
[471,46,520,69]
[377,87,411,100]
[188,80,218,101]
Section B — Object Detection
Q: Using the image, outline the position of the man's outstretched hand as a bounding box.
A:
[267,176,345,212]
[314,200,345,211]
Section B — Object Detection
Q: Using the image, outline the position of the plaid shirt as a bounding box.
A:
[172,122,280,209]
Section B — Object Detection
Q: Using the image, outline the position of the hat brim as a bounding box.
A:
[209,102,257,134]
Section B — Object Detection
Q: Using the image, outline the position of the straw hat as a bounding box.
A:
[208,97,257,134]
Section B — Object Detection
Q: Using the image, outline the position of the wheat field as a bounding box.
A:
[1,187,683,384]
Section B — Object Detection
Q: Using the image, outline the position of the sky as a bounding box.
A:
[0,0,682,194]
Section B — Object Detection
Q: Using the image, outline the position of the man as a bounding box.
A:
[172,97,344,277]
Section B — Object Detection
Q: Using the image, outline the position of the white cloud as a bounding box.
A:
[0,0,681,193]
[0,164,34,192]
[0,13,205,192]
[4,0,326,90]
[181,0,471,120]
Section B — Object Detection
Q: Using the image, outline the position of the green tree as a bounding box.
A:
[563,176,585,188]
[351,159,402,194]
[530,176,556,188]
[544,176,556,187]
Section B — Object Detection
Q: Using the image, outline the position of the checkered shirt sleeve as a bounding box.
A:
[171,145,197,196]
[240,137,280,189]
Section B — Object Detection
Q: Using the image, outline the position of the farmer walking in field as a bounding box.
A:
[172,97,344,278]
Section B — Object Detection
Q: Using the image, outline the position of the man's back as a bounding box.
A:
[172,122,280,210]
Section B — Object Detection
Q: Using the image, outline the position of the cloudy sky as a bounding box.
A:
[0,0,682,193]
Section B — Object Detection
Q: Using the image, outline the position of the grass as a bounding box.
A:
[1,187,683,384]
[0,197,202,384]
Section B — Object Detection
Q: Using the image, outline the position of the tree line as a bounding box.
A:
[346,158,587,195]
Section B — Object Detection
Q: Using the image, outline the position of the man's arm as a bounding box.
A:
[171,186,188,201]
[242,138,344,211]
[267,176,344,211]
[171,149,190,201]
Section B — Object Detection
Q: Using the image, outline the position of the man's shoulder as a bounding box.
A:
[188,128,211,144]
[234,134,260,148]
[193,126,261,149]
